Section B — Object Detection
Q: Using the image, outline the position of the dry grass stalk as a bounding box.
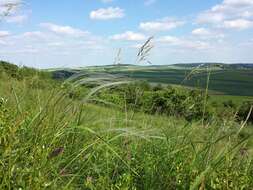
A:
[136,36,154,64]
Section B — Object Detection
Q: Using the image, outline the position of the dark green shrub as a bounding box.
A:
[0,61,21,79]
[61,83,88,100]
[0,60,52,80]
[138,81,152,91]
[237,101,253,123]
[96,83,209,121]
[153,83,163,91]
[140,88,207,121]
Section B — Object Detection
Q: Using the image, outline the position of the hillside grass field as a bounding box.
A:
[75,65,253,96]
[1,0,253,189]
[1,62,253,189]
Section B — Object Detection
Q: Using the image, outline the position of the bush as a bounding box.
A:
[237,101,253,123]
[96,83,210,121]
[140,88,208,121]
[0,61,21,79]
[152,83,163,91]
[0,60,51,81]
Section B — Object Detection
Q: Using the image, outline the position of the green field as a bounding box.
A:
[67,64,253,97]
[110,67,253,96]
[210,95,253,104]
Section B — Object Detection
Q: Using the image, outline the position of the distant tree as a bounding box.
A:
[153,84,163,91]
[0,60,20,79]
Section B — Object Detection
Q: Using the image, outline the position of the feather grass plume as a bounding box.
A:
[64,37,155,103]
[114,48,122,66]
[136,36,154,64]
[0,1,24,21]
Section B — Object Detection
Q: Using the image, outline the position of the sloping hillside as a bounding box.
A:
[51,63,253,96]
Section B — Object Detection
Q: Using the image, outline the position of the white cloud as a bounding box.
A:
[197,0,253,30]
[0,40,7,45]
[240,10,253,18]
[192,28,211,36]
[158,35,211,50]
[47,42,64,47]
[90,7,125,20]
[22,31,45,38]
[0,0,22,5]
[183,41,211,50]
[223,0,253,7]
[144,0,156,6]
[157,36,181,44]
[223,19,253,29]
[6,14,27,23]
[0,28,109,67]
[0,48,39,54]
[0,30,10,37]
[240,38,253,46]
[40,23,89,37]
[191,28,225,41]
[110,31,146,41]
[197,13,225,24]
[140,18,184,32]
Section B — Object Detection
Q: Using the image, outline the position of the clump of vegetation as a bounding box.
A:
[237,101,253,123]
[0,61,21,79]
[0,60,58,90]
[95,82,210,122]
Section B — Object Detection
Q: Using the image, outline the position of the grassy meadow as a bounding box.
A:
[1,61,253,189]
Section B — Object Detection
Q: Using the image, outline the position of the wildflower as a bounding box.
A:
[86,176,93,186]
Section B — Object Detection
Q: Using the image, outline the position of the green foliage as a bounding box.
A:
[152,83,163,91]
[0,60,52,81]
[212,100,253,124]
[237,101,253,123]
[0,97,12,145]
[223,100,237,109]
[0,61,21,79]
[142,88,207,121]
[96,82,209,121]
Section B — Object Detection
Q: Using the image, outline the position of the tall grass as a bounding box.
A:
[1,39,253,189]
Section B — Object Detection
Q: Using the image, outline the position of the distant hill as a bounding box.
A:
[49,63,253,96]
[174,63,253,69]
[2,60,253,96]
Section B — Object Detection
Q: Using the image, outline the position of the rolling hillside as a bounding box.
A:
[52,63,253,96]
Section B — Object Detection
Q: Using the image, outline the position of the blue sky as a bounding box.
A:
[0,0,253,68]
